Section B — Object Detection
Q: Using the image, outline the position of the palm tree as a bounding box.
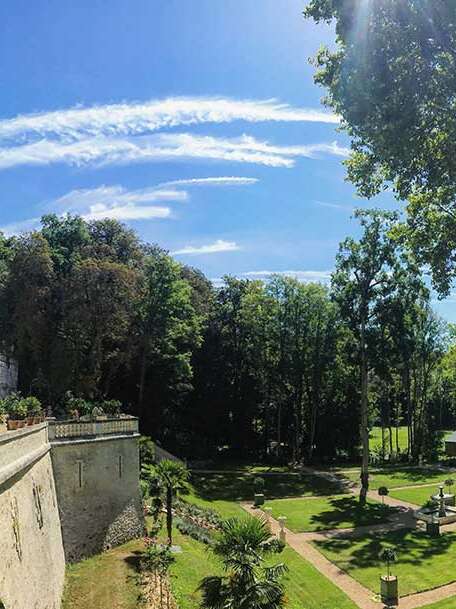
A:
[199,517,287,609]
[155,459,189,546]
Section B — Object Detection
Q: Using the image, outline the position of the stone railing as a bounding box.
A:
[48,416,139,441]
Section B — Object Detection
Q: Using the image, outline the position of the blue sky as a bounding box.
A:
[0,0,453,319]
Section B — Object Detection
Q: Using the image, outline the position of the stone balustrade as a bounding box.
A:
[48,416,139,441]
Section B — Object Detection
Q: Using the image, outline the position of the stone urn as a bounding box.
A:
[380,575,398,605]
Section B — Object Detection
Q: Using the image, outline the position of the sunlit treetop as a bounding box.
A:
[304,0,456,295]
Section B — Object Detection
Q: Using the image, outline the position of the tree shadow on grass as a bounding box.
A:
[185,472,343,502]
[315,528,456,571]
[310,496,399,530]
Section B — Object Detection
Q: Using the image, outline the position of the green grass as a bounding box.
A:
[314,528,456,597]
[168,525,357,609]
[370,426,409,454]
[264,495,397,532]
[389,485,445,506]
[187,470,342,503]
[62,539,143,609]
[341,466,452,490]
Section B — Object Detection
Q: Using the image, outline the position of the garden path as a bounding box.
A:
[243,502,456,609]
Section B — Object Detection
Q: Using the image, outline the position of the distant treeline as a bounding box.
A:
[1,213,455,463]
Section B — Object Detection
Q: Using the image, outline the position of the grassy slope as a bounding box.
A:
[264,495,396,532]
[314,528,456,597]
[62,539,143,609]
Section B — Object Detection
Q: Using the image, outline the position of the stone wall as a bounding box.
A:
[51,433,144,562]
[0,424,65,609]
[0,356,18,398]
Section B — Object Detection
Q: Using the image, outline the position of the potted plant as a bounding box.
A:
[24,396,43,425]
[378,486,389,505]
[101,399,122,418]
[7,397,28,430]
[379,547,398,605]
[253,476,265,507]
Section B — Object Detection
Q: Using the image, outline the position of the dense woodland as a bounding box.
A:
[1,211,456,465]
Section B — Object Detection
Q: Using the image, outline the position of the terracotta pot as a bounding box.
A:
[7,419,25,430]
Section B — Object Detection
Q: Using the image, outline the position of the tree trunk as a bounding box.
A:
[166,486,173,546]
[359,315,369,505]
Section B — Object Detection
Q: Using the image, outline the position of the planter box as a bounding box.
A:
[254,493,265,507]
[380,575,398,605]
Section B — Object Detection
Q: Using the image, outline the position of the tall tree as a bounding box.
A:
[332,209,400,503]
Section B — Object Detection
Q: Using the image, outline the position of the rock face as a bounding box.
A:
[0,355,18,398]
[0,418,144,608]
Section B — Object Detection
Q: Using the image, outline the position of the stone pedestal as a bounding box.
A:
[426,521,441,537]
[278,516,287,543]
[380,575,398,605]
[254,493,265,507]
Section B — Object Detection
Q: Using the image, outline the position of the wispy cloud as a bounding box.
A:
[241,270,333,283]
[0,97,339,144]
[52,185,188,213]
[83,204,171,221]
[159,176,259,187]
[314,200,353,212]
[172,239,241,255]
[0,134,349,170]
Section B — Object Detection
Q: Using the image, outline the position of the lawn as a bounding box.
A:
[186,470,342,506]
[341,466,452,490]
[390,485,444,506]
[314,528,456,597]
[264,495,397,532]
[370,426,409,454]
[62,539,143,609]
[168,525,357,609]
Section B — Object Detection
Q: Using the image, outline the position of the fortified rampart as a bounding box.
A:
[0,416,144,609]
[0,423,65,609]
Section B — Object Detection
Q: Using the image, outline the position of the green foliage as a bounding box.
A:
[199,517,287,609]
[23,396,43,416]
[0,392,42,420]
[155,460,190,545]
[304,0,456,295]
[254,476,265,493]
[142,542,175,575]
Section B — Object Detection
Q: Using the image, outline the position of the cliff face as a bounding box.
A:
[0,356,17,399]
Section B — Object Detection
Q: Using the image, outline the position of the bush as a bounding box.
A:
[63,392,94,418]
[2,393,28,420]
[139,436,157,467]
[175,517,214,545]
[101,399,122,416]
[254,476,265,494]
[23,396,43,417]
